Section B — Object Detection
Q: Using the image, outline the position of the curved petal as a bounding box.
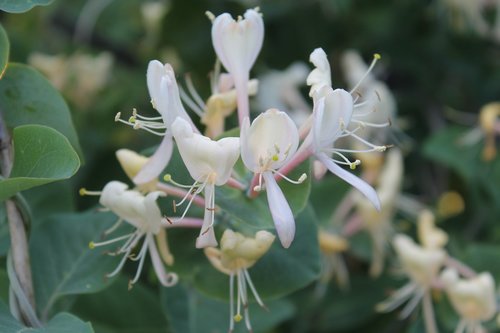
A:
[317,153,381,210]
[196,185,218,248]
[133,134,173,184]
[263,171,295,248]
[147,234,178,287]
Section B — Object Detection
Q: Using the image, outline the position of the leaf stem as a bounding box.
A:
[0,111,37,325]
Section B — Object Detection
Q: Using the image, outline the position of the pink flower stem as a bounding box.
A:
[235,77,249,126]
[445,256,476,278]
[156,183,205,208]
[342,214,364,237]
[227,177,246,190]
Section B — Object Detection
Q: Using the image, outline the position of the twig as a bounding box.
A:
[0,111,37,324]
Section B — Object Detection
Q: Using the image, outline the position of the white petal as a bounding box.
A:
[241,109,299,172]
[172,117,240,184]
[211,9,264,78]
[143,191,166,234]
[312,88,353,149]
[196,185,218,248]
[240,116,257,171]
[133,134,174,184]
[99,181,128,208]
[306,48,332,96]
[263,172,295,248]
[147,234,178,287]
[317,153,381,210]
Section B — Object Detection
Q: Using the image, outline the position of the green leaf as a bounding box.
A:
[71,277,171,333]
[40,313,94,333]
[162,283,295,333]
[29,210,120,319]
[0,300,93,333]
[0,125,80,201]
[193,205,321,300]
[0,0,53,13]
[0,24,8,79]
[0,64,82,157]
[422,126,480,180]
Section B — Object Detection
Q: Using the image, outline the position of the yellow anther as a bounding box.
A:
[114,112,121,122]
[374,53,381,60]
[253,185,262,192]
[205,11,215,22]
[272,154,279,162]
[298,173,307,183]
[163,174,172,182]
[128,116,136,123]
[79,188,87,196]
[350,163,357,170]
[233,314,243,322]
[88,241,95,249]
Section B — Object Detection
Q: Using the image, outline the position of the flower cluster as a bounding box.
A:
[86,7,393,332]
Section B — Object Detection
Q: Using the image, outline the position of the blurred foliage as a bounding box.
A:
[0,0,499,332]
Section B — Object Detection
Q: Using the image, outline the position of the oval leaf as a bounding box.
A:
[0,24,8,79]
[0,0,53,13]
[0,125,80,201]
[0,64,82,156]
[29,210,120,319]
[162,283,295,333]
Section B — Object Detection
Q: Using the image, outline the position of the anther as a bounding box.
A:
[234,314,243,322]
[298,173,307,183]
[164,174,172,182]
[114,112,121,122]
[89,241,95,249]
[272,154,279,162]
[253,185,262,192]
[205,11,215,22]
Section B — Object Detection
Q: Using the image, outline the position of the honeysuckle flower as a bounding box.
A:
[84,181,178,288]
[309,87,382,210]
[317,230,350,291]
[171,117,240,248]
[256,62,311,127]
[455,102,500,162]
[441,268,497,333]
[417,209,448,249]
[204,229,275,333]
[179,63,259,138]
[115,149,158,192]
[209,8,264,124]
[306,48,332,97]
[115,60,197,185]
[355,148,403,277]
[29,51,113,109]
[341,50,397,142]
[241,109,306,248]
[279,48,389,211]
[377,233,446,333]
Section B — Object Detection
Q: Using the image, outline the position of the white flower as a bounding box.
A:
[209,8,264,124]
[115,60,197,185]
[205,229,275,333]
[417,209,448,250]
[306,48,332,97]
[171,117,240,248]
[310,87,382,210]
[87,181,177,288]
[340,49,396,142]
[377,234,446,333]
[240,109,305,248]
[256,62,310,127]
[441,268,497,333]
[356,148,403,277]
